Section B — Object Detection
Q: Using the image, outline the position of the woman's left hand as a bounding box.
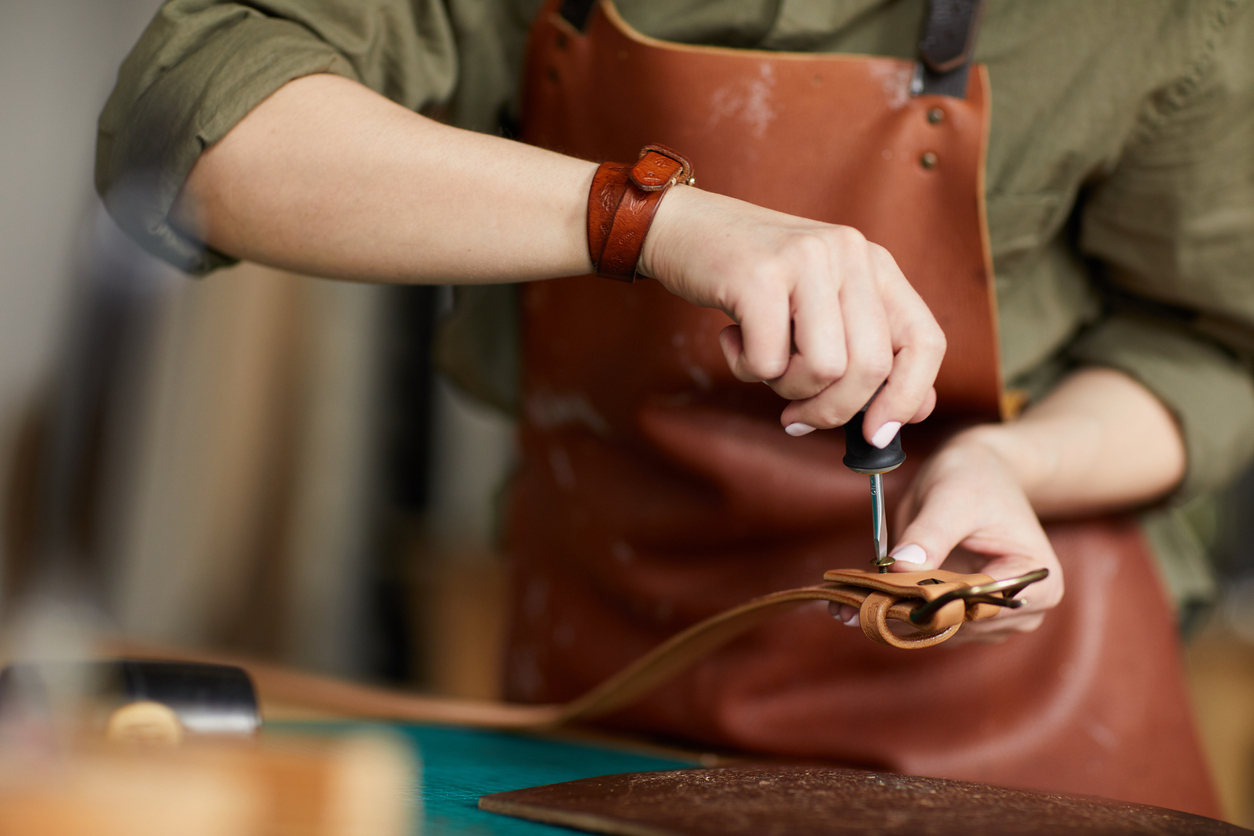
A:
[830,429,1064,643]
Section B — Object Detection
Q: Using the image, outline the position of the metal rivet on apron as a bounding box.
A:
[927,107,945,125]
[920,151,939,169]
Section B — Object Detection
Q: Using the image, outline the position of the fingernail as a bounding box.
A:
[891,544,927,565]
[843,614,860,627]
[785,423,816,437]
[870,421,902,449]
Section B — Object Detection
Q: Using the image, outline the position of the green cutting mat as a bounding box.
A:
[271,721,696,835]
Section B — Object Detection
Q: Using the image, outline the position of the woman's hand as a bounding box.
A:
[828,367,1189,642]
[827,432,1064,643]
[641,186,945,448]
[175,76,945,450]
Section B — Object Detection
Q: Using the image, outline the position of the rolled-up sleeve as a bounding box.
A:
[96,0,463,274]
[1075,5,1254,499]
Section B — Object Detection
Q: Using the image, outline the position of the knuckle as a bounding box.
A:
[917,324,947,356]
[807,354,848,384]
[856,352,893,385]
[803,405,839,429]
[781,232,830,269]
[744,261,785,295]
[749,362,784,383]
[830,225,867,249]
[805,412,836,430]
[821,404,857,427]
[771,379,809,400]
[867,241,895,266]
[756,359,789,381]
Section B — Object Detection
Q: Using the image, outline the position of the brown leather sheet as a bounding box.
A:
[480,764,1247,836]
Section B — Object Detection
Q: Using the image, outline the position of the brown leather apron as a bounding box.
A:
[509,0,1219,817]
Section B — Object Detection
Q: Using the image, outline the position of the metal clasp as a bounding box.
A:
[908,568,1049,625]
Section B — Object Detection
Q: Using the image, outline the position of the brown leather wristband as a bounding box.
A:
[587,144,694,282]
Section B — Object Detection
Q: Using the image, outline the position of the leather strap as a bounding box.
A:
[913,0,985,98]
[588,144,694,282]
[919,0,984,73]
[586,162,631,271]
[566,1,983,100]
[124,568,1019,731]
[559,0,597,30]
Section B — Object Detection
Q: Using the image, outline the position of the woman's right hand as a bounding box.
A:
[168,73,943,448]
[640,186,946,447]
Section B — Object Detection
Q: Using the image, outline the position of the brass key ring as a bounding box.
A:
[908,568,1050,625]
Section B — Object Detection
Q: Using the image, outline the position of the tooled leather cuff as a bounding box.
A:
[587,144,695,282]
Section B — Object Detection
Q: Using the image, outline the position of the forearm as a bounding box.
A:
[951,367,1187,518]
[171,72,949,443]
[172,73,596,283]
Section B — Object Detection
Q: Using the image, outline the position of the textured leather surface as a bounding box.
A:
[591,146,692,281]
[596,185,661,281]
[587,162,630,270]
[629,146,692,191]
[513,0,1220,818]
[481,764,1247,835]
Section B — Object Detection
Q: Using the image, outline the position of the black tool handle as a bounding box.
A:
[0,659,260,737]
[841,409,906,474]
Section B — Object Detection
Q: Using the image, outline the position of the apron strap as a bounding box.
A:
[913,0,986,98]
[562,0,989,90]
[559,0,597,31]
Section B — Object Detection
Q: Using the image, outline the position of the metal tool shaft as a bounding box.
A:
[870,473,893,572]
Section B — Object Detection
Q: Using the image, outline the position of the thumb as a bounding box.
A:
[887,493,968,573]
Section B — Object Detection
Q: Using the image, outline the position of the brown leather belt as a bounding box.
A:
[128,567,1043,731]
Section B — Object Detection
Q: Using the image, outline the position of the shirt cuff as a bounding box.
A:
[1066,313,1254,500]
[96,16,359,275]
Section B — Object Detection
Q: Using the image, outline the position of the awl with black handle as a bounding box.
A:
[841,408,906,573]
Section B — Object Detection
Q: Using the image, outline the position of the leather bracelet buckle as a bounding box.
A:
[630,144,696,191]
[587,143,695,283]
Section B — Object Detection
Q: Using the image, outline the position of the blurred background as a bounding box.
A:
[1,0,1253,826]
[0,0,515,695]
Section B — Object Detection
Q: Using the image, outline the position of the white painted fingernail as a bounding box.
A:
[870,421,902,449]
[785,423,816,437]
[843,614,860,627]
[891,544,927,565]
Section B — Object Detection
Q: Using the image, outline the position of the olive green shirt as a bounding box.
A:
[97,0,1254,616]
